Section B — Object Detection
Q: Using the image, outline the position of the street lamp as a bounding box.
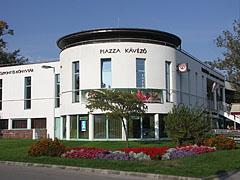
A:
[41,65,55,140]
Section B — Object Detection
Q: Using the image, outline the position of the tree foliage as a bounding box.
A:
[164,104,212,146]
[0,20,27,66]
[205,19,240,101]
[85,89,148,148]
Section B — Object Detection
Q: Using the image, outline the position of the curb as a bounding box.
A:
[0,160,201,180]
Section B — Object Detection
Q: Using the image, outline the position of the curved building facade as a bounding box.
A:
[0,28,226,140]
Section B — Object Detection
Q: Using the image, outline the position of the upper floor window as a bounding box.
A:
[165,61,171,102]
[55,74,60,107]
[24,77,31,109]
[73,61,79,102]
[101,59,112,88]
[136,58,145,88]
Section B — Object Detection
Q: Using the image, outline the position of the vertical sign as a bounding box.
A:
[81,121,86,131]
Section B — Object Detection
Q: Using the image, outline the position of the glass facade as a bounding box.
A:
[70,115,89,139]
[24,77,31,109]
[128,117,141,138]
[159,114,168,138]
[142,115,155,138]
[73,61,80,102]
[62,116,66,139]
[0,79,2,110]
[55,74,60,107]
[94,114,122,139]
[165,61,171,102]
[101,59,111,88]
[136,58,145,88]
[70,115,77,138]
[94,115,106,139]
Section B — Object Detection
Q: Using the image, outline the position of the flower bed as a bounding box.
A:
[117,147,169,159]
[204,135,236,150]
[62,145,216,161]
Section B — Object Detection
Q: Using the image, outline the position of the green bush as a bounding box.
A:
[27,138,65,157]
[164,104,212,146]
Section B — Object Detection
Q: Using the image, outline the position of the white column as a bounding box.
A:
[121,117,126,141]
[27,118,31,129]
[66,115,70,140]
[89,113,94,141]
[8,119,12,130]
[154,114,159,140]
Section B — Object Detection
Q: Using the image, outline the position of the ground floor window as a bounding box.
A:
[159,114,168,138]
[128,115,155,139]
[12,119,27,129]
[94,115,122,139]
[62,116,66,139]
[31,118,46,129]
[70,115,89,139]
[0,119,8,129]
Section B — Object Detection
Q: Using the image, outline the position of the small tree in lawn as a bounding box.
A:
[85,89,148,148]
[164,104,212,146]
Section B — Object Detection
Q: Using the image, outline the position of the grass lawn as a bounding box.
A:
[0,139,240,178]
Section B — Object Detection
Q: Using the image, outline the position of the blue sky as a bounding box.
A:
[1,0,239,62]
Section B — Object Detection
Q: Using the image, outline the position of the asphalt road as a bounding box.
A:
[0,163,154,180]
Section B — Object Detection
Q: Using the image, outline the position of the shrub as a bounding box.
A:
[27,138,65,157]
[164,104,212,146]
[203,135,236,150]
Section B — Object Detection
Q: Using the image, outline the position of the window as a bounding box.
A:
[12,119,27,129]
[136,58,145,88]
[24,77,31,109]
[94,115,106,139]
[55,74,60,107]
[128,117,141,138]
[101,59,111,88]
[31,118,46,129]
[73,61,79,102]
[70,115,77,138]
[165,62,171,102]
[62,116,66,139]
[0,119,8,129]
[79,115,89,139]
[0,79,2,110]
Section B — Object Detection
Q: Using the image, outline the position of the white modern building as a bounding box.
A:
[0,28,233,140]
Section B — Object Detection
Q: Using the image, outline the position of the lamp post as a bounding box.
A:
[41,65,55,140]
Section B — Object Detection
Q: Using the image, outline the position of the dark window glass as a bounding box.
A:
[0,119,8,129]
[12,120,27,129]
[128,117,141,138]
[55,74,60,107]
[94,115,106,139]
[73,62,79,102]
[31,118,46,129]
[24,77,31,109]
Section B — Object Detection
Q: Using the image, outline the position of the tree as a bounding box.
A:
[0,20,27,66]
[164,104,212,146]
[85,89,148,148]
[205,19,240,102]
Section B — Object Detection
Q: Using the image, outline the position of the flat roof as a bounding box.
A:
[57,28,181,50]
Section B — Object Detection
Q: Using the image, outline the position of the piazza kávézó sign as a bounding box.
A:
[100,48,147,54]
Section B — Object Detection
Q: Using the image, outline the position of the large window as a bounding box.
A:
[55,74,60,107]
[128,115,155,139]
[73,61,79,102]
[94,114,121,139]
[31,118,46,129]
[165,61,171,102]
[12,119,27,129]
[101,59,112,88]
[136,58,145,88]
[0,119,8,129]
[24,77,31,109]
[62,116,66,139]
[70,115,89,139]
[0,79,2,110]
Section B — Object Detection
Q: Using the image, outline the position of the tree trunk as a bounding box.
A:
[122,119,129,148]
